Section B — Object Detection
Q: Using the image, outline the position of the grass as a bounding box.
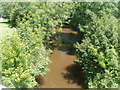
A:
[0,21,14,41]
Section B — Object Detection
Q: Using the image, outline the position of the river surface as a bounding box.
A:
[36,28,87,89]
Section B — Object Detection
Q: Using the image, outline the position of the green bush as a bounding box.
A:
[2,32,37,88]
[75,15,119,88]
[69,2,118,29]
[17,22,50,76]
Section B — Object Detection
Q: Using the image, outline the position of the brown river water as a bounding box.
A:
[35,28,87,89]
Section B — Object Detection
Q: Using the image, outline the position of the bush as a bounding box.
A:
[2,32,37,88]
[69,2,118,29]
[75,15,119,88]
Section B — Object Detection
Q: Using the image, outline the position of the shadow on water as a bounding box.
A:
[57,45,76,55]
[54,31,79,55]
[57,29,88,88]
[61,64,88,89]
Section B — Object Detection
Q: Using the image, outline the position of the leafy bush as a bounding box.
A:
[75,15,119,88]
[17,22,50,76]
[2,26,50,88]
[69,2,118,29]
[2,32,37,88]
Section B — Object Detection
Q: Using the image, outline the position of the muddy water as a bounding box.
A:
[37,28,86,89]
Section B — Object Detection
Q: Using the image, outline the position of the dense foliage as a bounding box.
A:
[2,2,74,41]
[1,2,119,88]
[1,2,74,88]
[2,32,37,88]
[74,2,119,88]
[75,16,118,88]
[69,2,118,29]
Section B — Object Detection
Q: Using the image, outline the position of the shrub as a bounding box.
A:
[2,32,37,88]
[75,15,119,88]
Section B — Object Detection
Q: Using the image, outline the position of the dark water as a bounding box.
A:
[35,28,87,89]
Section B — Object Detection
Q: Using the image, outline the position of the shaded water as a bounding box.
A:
[36,28,87,89]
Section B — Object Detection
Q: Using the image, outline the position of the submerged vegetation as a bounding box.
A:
[0,2,119,88]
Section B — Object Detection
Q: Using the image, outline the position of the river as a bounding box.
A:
[36,28,87,89]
